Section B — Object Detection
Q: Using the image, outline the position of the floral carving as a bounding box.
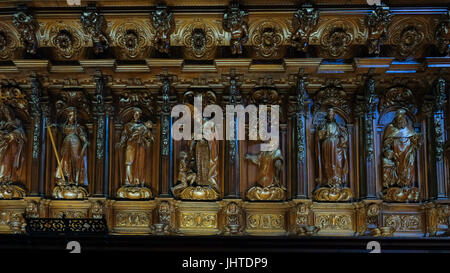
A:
[182,22,216,59]
[379,86,416,114]
[50,27,83,59]
[0,27,18,59]
[251,22,283,58]
[114,24,148,59]
[321,27,353,58]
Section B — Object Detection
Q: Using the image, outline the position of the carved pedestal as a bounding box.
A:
[48,200,91,218]
[0,199,26,233]
[244,202,288,236]
[311,202,356,236]
[176,201,220,235]
[110,200,156,234]
[381,203,425,237]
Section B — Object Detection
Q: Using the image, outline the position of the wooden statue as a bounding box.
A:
[0,105,26,199]
[52,107,89,199]
[381,109,421,202]
[313,108,352,201]
[116,108,153,199]
[245,142,286,201]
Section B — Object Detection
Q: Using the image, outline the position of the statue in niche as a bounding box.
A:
[116,108,154,199]
[381,109,421,202]
[245,141,286,201]
[313,108,352,201]
[0,105,26,199]
[171,110,220,200]
[52,107,89,199]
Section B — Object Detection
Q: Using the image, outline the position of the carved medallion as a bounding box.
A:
[388,18,431,59]
[49,26,83,59]
[112,22,150,59]
[435,11,450,56]
[182,22,216,59]
[251,21,284,58]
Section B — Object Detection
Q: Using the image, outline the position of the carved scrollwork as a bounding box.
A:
[379,86,416,114]
[222,202,245,235]
[12,11,38,55]
[247,87,281,105]
[250,21,284,58]
[366,5,392,55]
[384,214,421,232]
[223,2,248,55]
[388,18,431,59]
[0,24,19,59]
[313,80,350,114]
[291,7,319,52]
[80,6,109,55]
[150,5,175,54]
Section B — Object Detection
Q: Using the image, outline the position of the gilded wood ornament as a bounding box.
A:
[435,11,450,56]
[250,20,284,59]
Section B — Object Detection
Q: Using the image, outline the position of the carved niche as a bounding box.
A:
[171,90,221,201]
[222,2,248,55]
[250,20,285,59]
[312,81,353,202]
[0,84,28,199]
[366,5,392,55]
[150,5,175,54]
[12,10,38,55]
[80,6,109,55]
[291,6,319,52]
[243,87,286,201]
[115,91,155,199]
[52,91,91,199]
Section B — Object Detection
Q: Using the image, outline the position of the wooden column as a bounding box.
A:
[426,77,447,199]
[29,74,44,196]
[93,73,111,197]
[293,75,308,199]
[359,76,378,199]
[224,73,240,199]
[159,76,173,197]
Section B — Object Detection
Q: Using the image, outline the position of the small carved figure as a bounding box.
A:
[222,202,245,235]
[222,2,248,55]
[151,6,175,54]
